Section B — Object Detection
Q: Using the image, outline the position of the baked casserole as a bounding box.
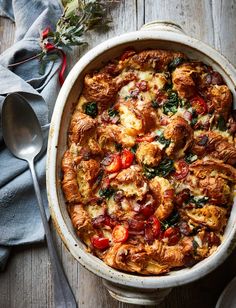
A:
[61,49,236,275]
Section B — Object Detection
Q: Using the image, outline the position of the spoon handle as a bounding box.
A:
[28,159,77,308]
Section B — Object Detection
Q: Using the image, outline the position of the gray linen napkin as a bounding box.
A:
[0,0,63,270]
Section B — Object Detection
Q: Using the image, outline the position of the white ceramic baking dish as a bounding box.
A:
[46,21,236,305]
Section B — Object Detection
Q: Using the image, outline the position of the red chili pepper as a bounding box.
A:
[174,159,189,180]
[112,225,129,243]
[91,236,110,250]
[58,50,67,86]
[190,96,208,115]
[121,149,134,169]
[42,27,51,40]
[44,42,55,52]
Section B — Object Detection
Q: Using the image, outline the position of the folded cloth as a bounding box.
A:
[0,0,63,270]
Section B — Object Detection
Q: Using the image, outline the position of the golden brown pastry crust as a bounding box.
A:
[61,48,236,276]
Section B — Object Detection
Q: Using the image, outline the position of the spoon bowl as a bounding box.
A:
[2,93,43,161]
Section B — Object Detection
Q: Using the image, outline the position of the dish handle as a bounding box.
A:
[103,279,172,305]
[140,20,185,34]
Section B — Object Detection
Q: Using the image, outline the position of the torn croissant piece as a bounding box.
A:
[68,111,96,145]
[164,116,193,158]
[186,205,227,231]
[83,72,118,106]
[192,131,236,165]
[124,49,187,71]
[149,176,174,221]
[206,85,232,121]
[61,150,81,203]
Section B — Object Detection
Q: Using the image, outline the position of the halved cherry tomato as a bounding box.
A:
[163,227,180,245]
[106,154,122,173]
[112,225,129,243]
[190,96,208,115]
[91,236,110,250]
[174,159,189,180]
[136,134,155,142]
[121,149,134,169]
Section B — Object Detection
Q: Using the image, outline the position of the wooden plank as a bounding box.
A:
[144,0,214,46]
[212,0,236,64]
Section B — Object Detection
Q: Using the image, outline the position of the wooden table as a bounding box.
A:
[1,1,236,307]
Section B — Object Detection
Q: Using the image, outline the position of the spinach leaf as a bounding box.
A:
[161,211,180,230]
[143,158,175,179]
[151,100,159,109]
[168,57,186,71]
[99,187,115,199]
[192,239,199,255]
[189,196,209,208]
[163,91,179,115]
[185,152,198,164]
[156,133,171,148]
[108,108,119,117]
[157,158,175,177]
[217,115,227,131]
[84,101,98,118]
[131,144,138,154]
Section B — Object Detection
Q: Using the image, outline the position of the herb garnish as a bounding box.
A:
[83,101,98,118]
[143,158,175,179]
[99,187,115,199]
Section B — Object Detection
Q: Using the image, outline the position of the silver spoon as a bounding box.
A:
[2,93,77,308]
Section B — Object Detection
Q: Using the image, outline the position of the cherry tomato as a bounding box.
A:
[174,159,189,180]
[190,96,208,115]
[106,154,122,173]
[140,204,155,218]
[121,149,134,169]
[91,236,110,250]
[136,134,155,142]
[112,225,129,243]
[163,227,180,245]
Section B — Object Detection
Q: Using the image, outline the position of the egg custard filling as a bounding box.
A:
[61,49,236,275]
